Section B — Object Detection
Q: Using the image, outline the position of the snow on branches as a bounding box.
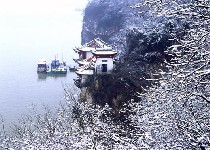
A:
[134,0,210,149]
[0,1,209,149]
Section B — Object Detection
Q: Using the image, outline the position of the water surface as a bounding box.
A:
[0,53,77,127]
[0,1,85,127]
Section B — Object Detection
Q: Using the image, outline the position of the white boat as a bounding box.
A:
[37,59,47,72]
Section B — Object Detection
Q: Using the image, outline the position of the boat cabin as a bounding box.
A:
[51,59,60,69]
[47,59,67,74]
[37,59,47,72]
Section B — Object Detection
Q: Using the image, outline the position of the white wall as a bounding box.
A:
[95,58,113,72]
[86,51,93,59]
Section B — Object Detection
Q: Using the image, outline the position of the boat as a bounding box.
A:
[37,59,47,72]
[46,59,67,74]
[69,65,76,72]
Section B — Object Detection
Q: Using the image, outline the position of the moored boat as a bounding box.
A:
[37,59,47,72]
[46,59,67,74]
[69,65,76,72]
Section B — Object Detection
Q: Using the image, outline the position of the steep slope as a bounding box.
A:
[80,0,174,107]
[81,0,139,48]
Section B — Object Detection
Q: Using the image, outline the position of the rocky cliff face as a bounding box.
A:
[81,0,169,54]
[81,0,140,51]
[80,0,173,108]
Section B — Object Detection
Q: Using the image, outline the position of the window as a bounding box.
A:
[82,52,86,59]
[102,60,107,62]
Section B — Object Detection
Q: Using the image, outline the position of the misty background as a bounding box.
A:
[0,0,88,126]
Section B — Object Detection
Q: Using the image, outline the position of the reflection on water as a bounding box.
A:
[37,73,67,81]
[0,65,77,129]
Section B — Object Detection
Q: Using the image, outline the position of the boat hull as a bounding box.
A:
[37,58,68,75]
[46,70,67,74]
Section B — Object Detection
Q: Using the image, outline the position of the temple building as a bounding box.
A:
[73,38,117,87]
[92,48,117,74]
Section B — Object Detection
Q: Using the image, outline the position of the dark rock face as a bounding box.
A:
[80,0,173,108]
[82,3,123,44]
[81,0,139,46]
[81,74,139,109]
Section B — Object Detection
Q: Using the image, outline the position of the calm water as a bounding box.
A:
[0,50,78,127]
[0,2,85,127]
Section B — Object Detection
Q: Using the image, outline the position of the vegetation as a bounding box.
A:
[0,86,139,149]
[113,30,173,102]
[0,0,209,149]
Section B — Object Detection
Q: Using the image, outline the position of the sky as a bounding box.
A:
[0,0,87,17]
[0,0,88,64]
[0,0,89,127]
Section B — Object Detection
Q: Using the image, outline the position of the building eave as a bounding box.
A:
[92,50,117,56]
[75,69,94,75]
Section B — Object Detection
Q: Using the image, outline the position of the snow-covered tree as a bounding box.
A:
[1,1,209,149]
[0,85,140,149]
[131,0,210,149]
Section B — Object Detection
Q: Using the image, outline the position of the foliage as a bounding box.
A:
[112,29,173,104]
[0,0,210,149]
[0,86,139,149]
[0,83,209,149]
[133,0,210,148]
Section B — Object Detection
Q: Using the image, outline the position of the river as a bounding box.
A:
[0,58,77,127]
[0,1,86,129]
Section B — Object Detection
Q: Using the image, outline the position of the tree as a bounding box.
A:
[131,0,210,149]
[1,1,209,149]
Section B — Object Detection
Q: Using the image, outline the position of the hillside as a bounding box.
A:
[80,0,174,107]
[78,0,210,149]
[81,0,140,50]
[1,1,209,149]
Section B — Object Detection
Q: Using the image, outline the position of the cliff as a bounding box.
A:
[80,0,174,108]
[81,0,168,53]
[81,0,140,52]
